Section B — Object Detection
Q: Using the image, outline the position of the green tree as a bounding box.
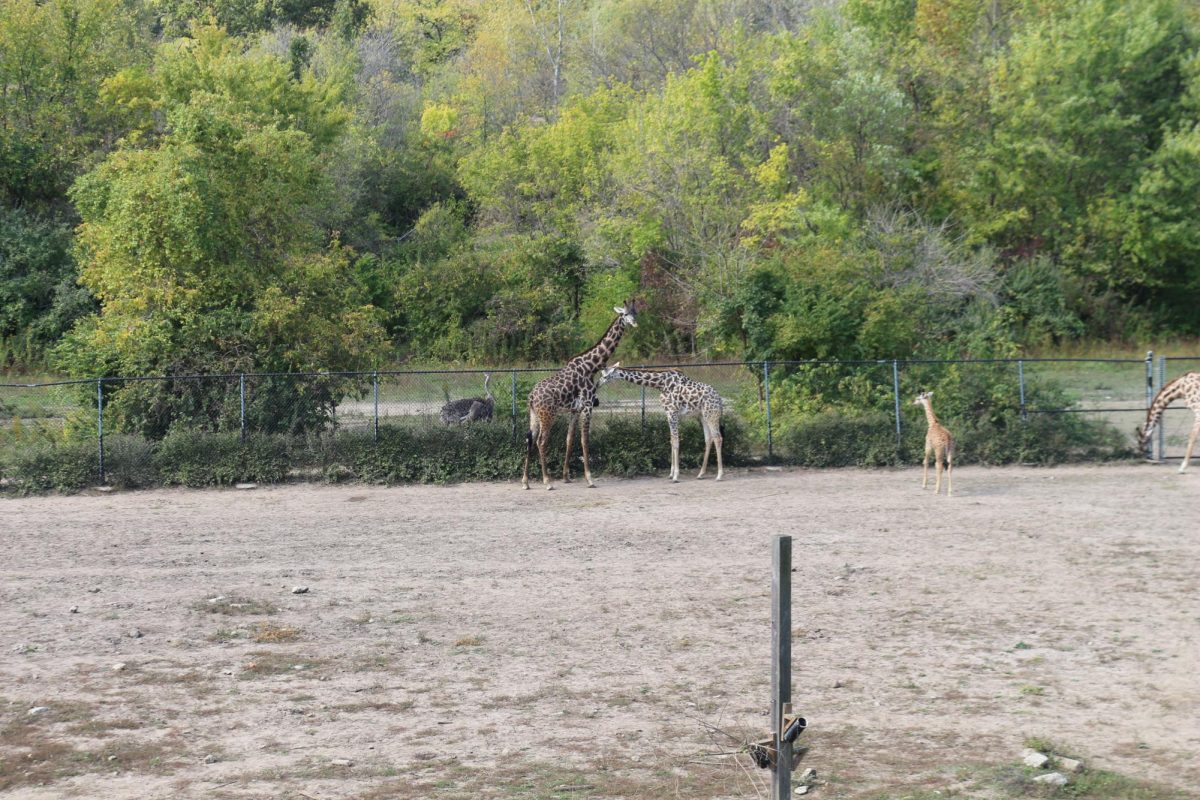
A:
[57,26,384,433]
[0,0,151,208]
[969,0,1192,254]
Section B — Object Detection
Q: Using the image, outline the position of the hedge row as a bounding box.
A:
[0,416,751,494]
[0,407,1132,495]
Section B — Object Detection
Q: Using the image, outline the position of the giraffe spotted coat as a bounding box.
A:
[598,364,725,482]
[1138,371,1200,473]
[521,302,638,490]
[914,391,955,496]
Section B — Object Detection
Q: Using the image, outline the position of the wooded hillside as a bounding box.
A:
[2,0,1198,375]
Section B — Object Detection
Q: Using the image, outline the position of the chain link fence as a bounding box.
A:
[1,353,1195,485]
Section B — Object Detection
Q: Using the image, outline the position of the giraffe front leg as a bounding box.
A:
[934,450,943,495]
[1180,421,1199,474]
[537,411,554,490]
[562,414,577,483]
[667,412,680,482]
[922,446,931,489]
[580,408,595,488]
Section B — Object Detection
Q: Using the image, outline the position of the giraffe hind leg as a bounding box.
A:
[934,448,943,495]
[714,418,724,481]
[697,418,712,479]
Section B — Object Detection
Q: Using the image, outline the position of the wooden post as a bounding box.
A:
[772,534,793,799]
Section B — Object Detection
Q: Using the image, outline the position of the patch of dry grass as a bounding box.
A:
[252,622,302,643]
[0,703,186,791]
[239,651,326,678]
[194,595,277,616]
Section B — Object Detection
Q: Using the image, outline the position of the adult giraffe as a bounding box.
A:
[521,301,638,490]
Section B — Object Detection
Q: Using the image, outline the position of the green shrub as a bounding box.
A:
[153,430,290,487]
[304,413,748,486]
[1,439,97,494]
[330,422,521,485]
[776,410,922,467]
[155,430,243,487]
[103,434,157,490]
[750,358,1133,467]
[238,434,291,482]
[589,415,749,476]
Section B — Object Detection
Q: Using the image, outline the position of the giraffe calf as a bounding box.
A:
[913,391,955,496]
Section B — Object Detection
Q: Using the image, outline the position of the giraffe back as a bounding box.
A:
[603,367,723,416]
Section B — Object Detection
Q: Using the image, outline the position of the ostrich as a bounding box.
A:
[440,373,494,424]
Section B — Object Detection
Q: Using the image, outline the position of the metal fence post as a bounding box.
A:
[511,370,518,436]
[1145,350,1155,460]
[1158,355,1166,463]
[892,359,902,444]
[1018,359,1026,421]
[373,370,380,443]
[97,378,105,485]
[763,361,773,461]
[640,384,646,428]
[239,373,246,441]
[771,534,793,800]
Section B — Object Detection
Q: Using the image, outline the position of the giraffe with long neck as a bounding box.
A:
[521,301,638,490]
[598,364,724,482]
[1137,371,1200,473]
[914,391,955,496]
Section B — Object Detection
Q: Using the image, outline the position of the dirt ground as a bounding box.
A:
[1,464,1198,799]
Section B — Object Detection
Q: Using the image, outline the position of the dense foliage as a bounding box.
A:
[1,0,1195,452]
[0,415,754,493]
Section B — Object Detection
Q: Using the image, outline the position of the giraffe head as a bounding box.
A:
[913,391,933,407]
[597,363,620,387]
[1135,420,1155,452]
[613,300,638,328]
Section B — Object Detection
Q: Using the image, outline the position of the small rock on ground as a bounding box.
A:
[1033,772,1068,787]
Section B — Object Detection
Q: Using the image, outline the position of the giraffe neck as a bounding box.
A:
[570,314,628,376]
[610,368,675,390]
[922,401,940,428]
[1143,375,1189,433]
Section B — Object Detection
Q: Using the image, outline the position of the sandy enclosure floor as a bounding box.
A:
[1,465,1198,799]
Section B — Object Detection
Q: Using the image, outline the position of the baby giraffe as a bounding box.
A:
[913,391,955,496]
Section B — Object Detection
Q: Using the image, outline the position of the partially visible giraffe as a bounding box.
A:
[1137,371,1200,473]
[597,363,725,482]
[913,391,955,496]
[521,301,638,490]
